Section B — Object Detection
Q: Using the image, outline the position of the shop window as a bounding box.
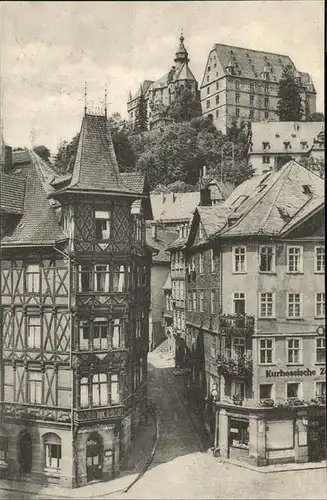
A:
[259,383,273,399]
[316,381,326,397]
[43,433,61,471]
[233,246,246,273]
[26,264,40,293]
[27,315,41,348]
[259,245,275,272]
[95,210,111,240]
[0,436,8,467]
[316,338,325,363]
[287,382,300,399]
[233,292,245,315]
[229,419,249,448]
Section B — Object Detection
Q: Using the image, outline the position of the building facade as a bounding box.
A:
[0,113,152,487]
[200,44,317,133]
[183,161,325,465]
[127,34,199,130]
[248,121,325,174]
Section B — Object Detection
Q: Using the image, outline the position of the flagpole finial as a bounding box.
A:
[84,82,88,115]
[104,83,108,119]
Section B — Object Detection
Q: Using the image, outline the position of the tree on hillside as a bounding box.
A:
[276,66,303,121]
[167,88,202,123]
[134,89,148,133]
[33,145,51,162]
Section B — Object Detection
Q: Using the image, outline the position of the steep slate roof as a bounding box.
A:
[197,205,232,238]
[130,80,154,101]
[166,235,188,250]
[174,62,197,82]
[219,160,324,237]
[145,224,177,262]
[150,192,200,222]
[0,172,26,214]
[250,121,324,155]
[214,43,295,82]
[121,172,145,192]
[1,150,67,247]
[65,114,138,195]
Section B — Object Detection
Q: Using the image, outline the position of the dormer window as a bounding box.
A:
[283,141,291,150]
[300,141,308,149]
[95,210,111,240]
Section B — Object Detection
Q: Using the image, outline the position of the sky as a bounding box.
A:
[1,1,324,153]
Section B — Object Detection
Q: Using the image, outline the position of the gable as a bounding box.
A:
[200,48,225,88]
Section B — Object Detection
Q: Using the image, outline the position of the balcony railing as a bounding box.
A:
[219,314,255,335]
[1,402,71,423]
[216,352,253,379]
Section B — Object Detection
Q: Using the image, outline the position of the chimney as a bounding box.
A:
[152,222,158,240]
[1,144,12,174]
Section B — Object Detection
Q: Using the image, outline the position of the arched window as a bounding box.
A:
[43,433,61,471]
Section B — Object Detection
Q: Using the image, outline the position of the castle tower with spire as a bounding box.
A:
[127,33,199,131]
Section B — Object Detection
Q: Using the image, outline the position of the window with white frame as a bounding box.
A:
[210,249,216,273]
[287,338,302,364]
[27,316,41,348]
[29,371,42,403]
[210,290,215,314]
[200,291,204,312]
[199,253,204,274]
[79,321,90,349]
[259,246,275,272]
[233,292,245,315]
[316,381,326,397]
[287,293,302,318]
[94,264,110,292]
[287,382,301,399]
[26,265,40,293]
[112,318,122,347]
[44,433,61,471]
[192,291,197,311]
[80,377,89,407]
[260,292,274,317]
[287,246,303,273]
[233,337,245,358]
[259,338,274,364]
[79,265,93,292]
[95,210,111,240]
[92,373,108,406]
[233,246,246,273]
[113,265,125,292]
[315,246,325,273]
[316,337,325,363]
[188,292,192,311]
[111,374,120,404]
[259,384,273,399]
[93,318,108,349]
[315,292,325,318]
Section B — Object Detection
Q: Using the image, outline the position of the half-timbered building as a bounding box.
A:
[0,112,152,488]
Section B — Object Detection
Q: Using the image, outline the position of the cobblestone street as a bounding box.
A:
[118,341,326,500]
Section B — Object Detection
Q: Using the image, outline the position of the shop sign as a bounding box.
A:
[265,368,318,378]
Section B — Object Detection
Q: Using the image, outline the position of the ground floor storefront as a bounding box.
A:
[0,396,148,488]
[212,403,326,466]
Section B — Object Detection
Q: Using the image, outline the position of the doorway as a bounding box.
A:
[86,433,103,482]
[18,431,32,475]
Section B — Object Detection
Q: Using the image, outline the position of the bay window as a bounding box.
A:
[112,318,122,347]
[113,265,125,292]
[92,373,108,407]
[93,318,108,349]
[94,264,110,292]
